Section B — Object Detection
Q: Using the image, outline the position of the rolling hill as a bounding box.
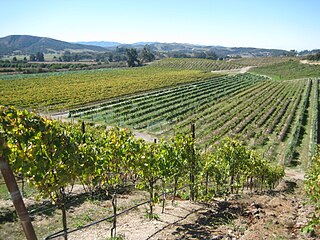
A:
[0,35,107,54]
[0,35,298,57]
[107,42,290,57]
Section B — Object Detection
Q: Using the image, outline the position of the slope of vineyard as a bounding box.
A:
[72,73,317,165]
[1,57,320,239]
[232,56,296,67]
[151,58,245,71]
[0,106,286,239]
[250,60,320,80]
[0,66,221,110]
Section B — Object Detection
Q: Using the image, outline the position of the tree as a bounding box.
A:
[206,50,218,60]
[62,51,72,62]
[30,54,36,61]
[36,52,45,62]
[140,45,155,63]
[108,53,114,62]
[193,51,206,59]
[126,48,140,67]
[12,57,18,62]
[285,49,297,57]
[307,52,320,61]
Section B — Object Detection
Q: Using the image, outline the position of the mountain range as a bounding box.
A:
[75,41,121,48]
[0,34,306,57]
[0,35,106,55]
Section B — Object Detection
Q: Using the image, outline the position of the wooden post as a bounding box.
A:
[111,193,117,238]
[60,187,68,240]
[191,123,195,140]
[190,123,195,201]
[0,139,37,240]
[161,180,166,214]
[82,121,86,144]
[171,177,178,206]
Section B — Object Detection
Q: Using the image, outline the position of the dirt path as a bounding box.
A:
[300,60,320,65]
[40,111,72,123]
[40,112,157,142]
[211,66,254,74]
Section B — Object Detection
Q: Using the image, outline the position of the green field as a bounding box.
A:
[1,57,320,165]
[151,58,244,71]
[250,59,320,80]
[0,64,222,111]
[2,57,320,239]
[232,56,296,67]
[72,72,318,164]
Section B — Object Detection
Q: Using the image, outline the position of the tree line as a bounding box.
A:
[2,45,225,71]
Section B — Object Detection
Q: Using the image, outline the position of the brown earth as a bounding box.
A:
[0,168,317,240]
[115,170,316,240]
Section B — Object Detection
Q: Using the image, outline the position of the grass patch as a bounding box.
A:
[0,180,37,200]
[105,235,126,240]
[0,184,10,200]
[145,212,160,220]
[250,60,320,80]
[233,57,295,67]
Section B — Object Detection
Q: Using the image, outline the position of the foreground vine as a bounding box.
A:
[1,106,285,239]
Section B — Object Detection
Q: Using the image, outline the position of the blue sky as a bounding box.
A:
[1,0,319,50]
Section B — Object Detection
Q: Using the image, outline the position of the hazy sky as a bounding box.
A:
[1,0,319,50]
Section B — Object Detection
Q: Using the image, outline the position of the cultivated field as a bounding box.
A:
[1,57,320,239]
[67,59,320,166]
[0,65,223,110]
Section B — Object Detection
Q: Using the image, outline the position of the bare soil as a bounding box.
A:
[0,169,317,240]
[210,66,254,74]
[300,60,320,65]
[68,168,316,240]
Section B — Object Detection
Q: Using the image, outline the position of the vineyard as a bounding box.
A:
[1,57,320,239]
[250,59,320,80]
[232,56,296,67]
[0,107,285,239]
[151,58,244,71]
[71,72,319,165]
[0,64,222,110]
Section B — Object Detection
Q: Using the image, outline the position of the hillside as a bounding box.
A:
[108,42,290,57]
[0,35,107,54]
[0,35,293,57]
[1,55,320,239]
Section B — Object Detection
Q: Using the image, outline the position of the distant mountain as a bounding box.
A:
[0,35,107,55]
[0,35,308,57]
[75,41,121,48]
[132,42,159,45]
[106,42,289,57]
[211,46,288,57]
[299,49,320,56]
